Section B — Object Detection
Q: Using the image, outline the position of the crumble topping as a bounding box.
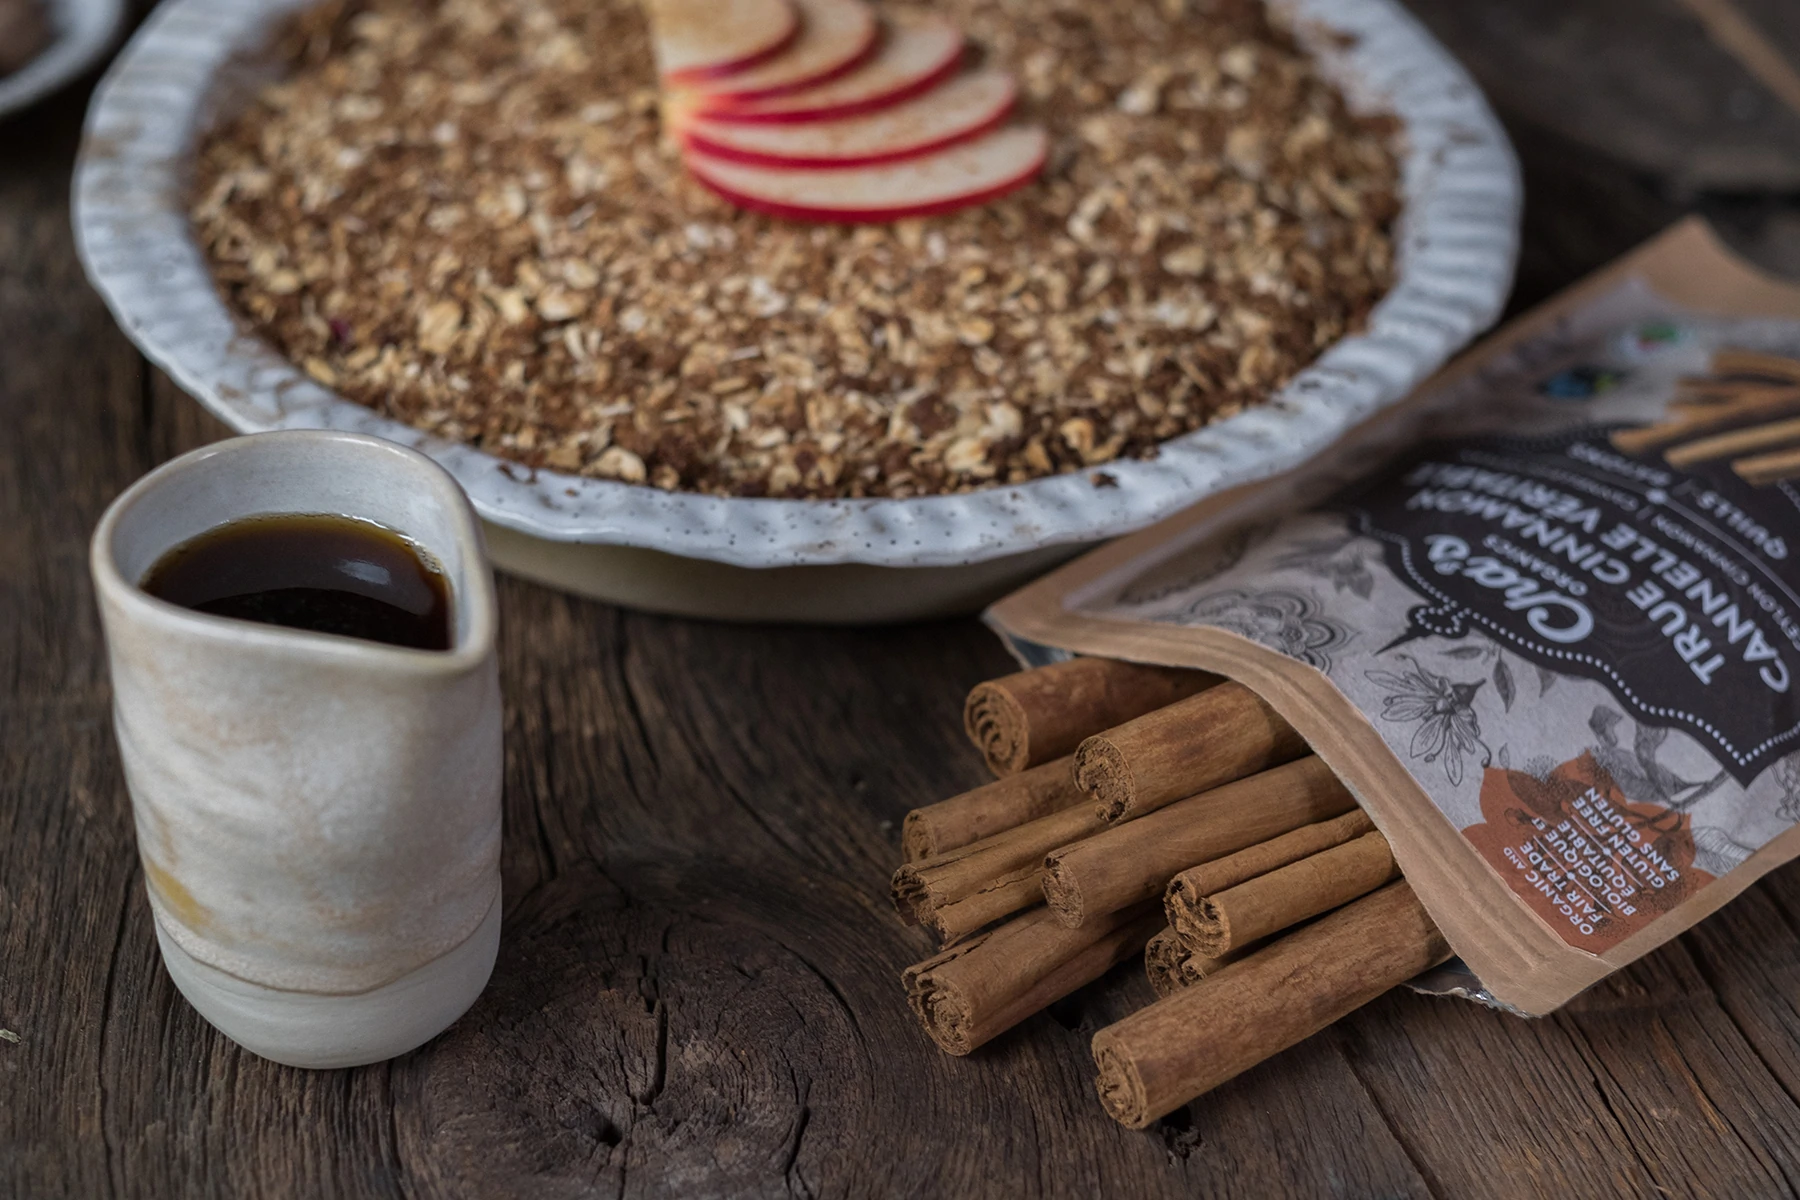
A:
[192,0,1400,498]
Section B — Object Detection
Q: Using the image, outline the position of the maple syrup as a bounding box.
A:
[141,514,452,651]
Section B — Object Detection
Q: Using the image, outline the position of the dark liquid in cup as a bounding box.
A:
[141,514,453,651]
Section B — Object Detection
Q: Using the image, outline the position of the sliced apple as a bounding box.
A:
[701,12,966,125]
[650,0,800,84]
[680,69,1017,168]
[683,0,880,106]
[686,124,1047,222]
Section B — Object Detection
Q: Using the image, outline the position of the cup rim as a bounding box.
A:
[90,430,499,672]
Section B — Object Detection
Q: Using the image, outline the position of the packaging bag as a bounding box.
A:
[987,219,1800,1014]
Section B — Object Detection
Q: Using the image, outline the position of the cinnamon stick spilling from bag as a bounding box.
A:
[1184,831,1400,958]
[901,664,1215,934]
[905,903,1163,1055]
[892,802,1105,934]
[1710,347,1800,382]
[1609,388,1800,455]
[895,659,1441,1118]
[1092,880,1450,1127]
[1074,682,1309,821]
[1144,927,1239,999]
[923,869,1045,945]
[902,755,1086,863]
[1042,756,1355,927]
[964,658,1218,776]
[960,236,1800,1124]
[1165,809,1375,943]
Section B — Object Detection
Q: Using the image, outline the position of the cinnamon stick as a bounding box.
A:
[964,658,1218,776]
[1674,377,1800,407]
[892,802,1106,927]
[1165,809,1375,944]
[1144,927,1239,999]
[1184,831,1399,958]
[1091,880,1450,1127]
[905,903,1163,1055]
[1663,415,1800,467]
[902,755,1085,863]
[1711,348,1800,383]
[922,868,1044,944]
[1733,445,1800,486]
[1042,756,1354,927]
[1677,349,1800,405]
[1609,388,1800,455]
[1075,682,1307,822]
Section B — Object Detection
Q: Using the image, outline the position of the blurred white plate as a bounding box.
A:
[0,0,124,117]
[73,0,1520,622]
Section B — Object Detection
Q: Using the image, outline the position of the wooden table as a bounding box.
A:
[8,3,1800,1195]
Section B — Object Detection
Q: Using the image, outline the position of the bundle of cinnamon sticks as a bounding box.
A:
[894,656,1451,1128]
[1611,348,1800,484]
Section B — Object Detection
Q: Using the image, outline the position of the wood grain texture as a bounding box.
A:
[7,1,1800,1194]
[1402,0,1800,193]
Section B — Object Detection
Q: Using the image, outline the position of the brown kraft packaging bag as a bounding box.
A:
[987,219,1800,1015]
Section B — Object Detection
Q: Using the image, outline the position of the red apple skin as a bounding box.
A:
[684,137,1047,224]
[660,7,801,86]
[699,33,967,125]
[678,87,1015,169]
[706,32,877,104]
[663,32,798,86]
[686,2,880,104]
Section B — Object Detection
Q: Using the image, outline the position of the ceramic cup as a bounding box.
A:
[90,431,503,1069]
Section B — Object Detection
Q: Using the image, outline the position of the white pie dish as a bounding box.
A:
[72,0,1519,622]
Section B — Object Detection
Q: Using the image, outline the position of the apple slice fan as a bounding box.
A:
[650,0,1047,221]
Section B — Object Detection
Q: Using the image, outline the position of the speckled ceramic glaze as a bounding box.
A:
[73,0,1520,618]
[90,431,503,1068]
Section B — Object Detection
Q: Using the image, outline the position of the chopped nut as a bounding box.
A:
[767,460,802,492]
[1220,44,1258,82]
[544,440,583,470]
[534,287,589,322]
[1160,244,1208,276]
[595,446,646,483]
[416,301,463,355]
[985,401,1024,438]
[488,288,531,324]
[1060,416,1097,457]
[957,316,996,346]
[1226,126,1266,177]
[561,260,601,290]
[944,436,990,472]
[1117,65,1172,116]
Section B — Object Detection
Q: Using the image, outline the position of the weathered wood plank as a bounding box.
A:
[1340,986,1664,1197]
[1685,865,1800,1102]
[1552,939,1800,1195]
[1402,0,1800,193]
[0,85,163,1200]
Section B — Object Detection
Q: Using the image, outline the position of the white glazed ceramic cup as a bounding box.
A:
[90,431,503,1069]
